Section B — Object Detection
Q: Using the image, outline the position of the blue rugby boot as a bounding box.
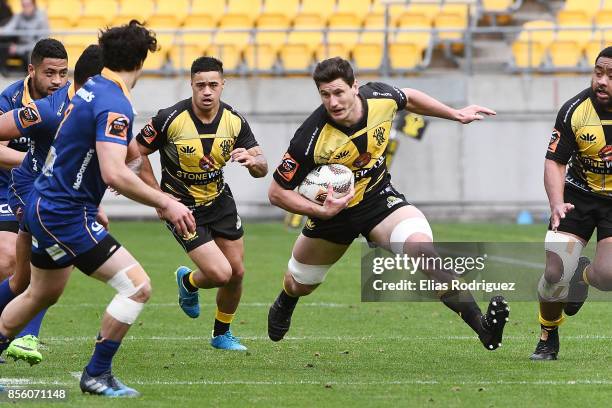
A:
[175,266,200,318]
[210,331,247,351]
[79,369,140,397]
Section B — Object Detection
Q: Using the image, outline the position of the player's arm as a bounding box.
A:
[0,140,25,169]
[401,88,496,124]
[97,141,195,236]
[268,179,353,220]
[0,109,20,140]
[125,138,142,175]
[230,145,268,178]
[544,159,572,231]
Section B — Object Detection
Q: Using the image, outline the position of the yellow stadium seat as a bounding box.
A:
[227,0,261,24]
[46,0,80,28]
[517,20,555,48]
[64,44,87,70]
[557,10,590,27]
[316,43,350,61]
[481,0,515,12]
[244,43,277,71]
[327,13,361,49]
[353,43,382,70]
[256,13,290,51]
[394,28,432,52]
[206,44,242,71]
[170,33,211,71]
[114,0,156,26]
[511,40,545,68]
[586,40,609,63]
[556,27,593,48]
[216,14,253,50]
[288,14,325,51]
[549,40,584,67]
[147,0,190,28]
[566,0,600,19]
[595,10,612,26]
[604,0,612,10]
[300,0,336,21]
[389,43,422,70]
[361,12,385,44]
[337,0,372,21]
[264,0,299,19]
[279,43,313,71]
[435,9,468,41]
[79,0,119,29]
[190,0,226,25]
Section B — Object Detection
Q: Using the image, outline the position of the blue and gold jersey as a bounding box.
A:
[12,82,75,188]
[273,82,407,207]
[34,69,134,207]
[136,99,258,206]
[546,87,612,198]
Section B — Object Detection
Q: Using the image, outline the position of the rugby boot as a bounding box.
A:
[530,327,559,361]
[478,295,510,350]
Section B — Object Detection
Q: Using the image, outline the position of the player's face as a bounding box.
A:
[191,71,224,112]
[28,57,69,98]
[318,78,359,125]
[592,57,612,108]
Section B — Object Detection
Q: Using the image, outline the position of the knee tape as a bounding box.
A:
[105,263,148,324]
[539,231,584,301]
[389,217,434,255]
[288,256,331,285]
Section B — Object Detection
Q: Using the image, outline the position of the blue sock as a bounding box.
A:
[0,331,11,354]
[85,335,121,377]
[0,278,17,314]
[17,308,47,338]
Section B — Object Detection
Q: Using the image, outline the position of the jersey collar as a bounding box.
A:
[21,75,33,105]
[101,68,132,101]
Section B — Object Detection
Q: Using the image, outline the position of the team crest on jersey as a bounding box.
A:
[277,152,299,181]
[141,120,157,143]
[199,154,215,170]
[599,145,612,162]
[353,152,372,168]
[105,112,130,140]
[373,126,386,146]
[305,218,316,230]
[548,128,560,153]
[18,104,41,128]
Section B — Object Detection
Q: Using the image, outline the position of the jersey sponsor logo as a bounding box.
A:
[353,152,372,168]
[387,196,403,208]
[599,145,612,162]
[76,87,95,102]
[373,126,386,146]
[372,91,392,97]
[333,150,349,160]
[548,128,560,153]
[0,204,13,215]
[199,154,215,170]
[42,146,57,177]
[579,133,596,142]
[105,113,130,140]
[277,152,299,181]
[73,148,95,190]
[141,120,158,144]
[91,221,104,233]
[18,104,42,128]
[305,218,316,230]
[182,230,198,241]
[45,244,67,261]
[180,145,197,156]
[176,169,222,184]
[236,215,242,230]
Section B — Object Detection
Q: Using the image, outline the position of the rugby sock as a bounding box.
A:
[0,278,17,313]
[213,309,234,337]
[85,335,121,377]
[439,290,483,334]
[539,324,558,341]
[182,272,198,293]
[582,265,591,285]
[539,302,564,326]
[277,289,299,311]
[18,308,47,337]
[0,332,11,353]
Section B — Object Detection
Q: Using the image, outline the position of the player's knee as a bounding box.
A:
[105,264,150,324]
[287,256,329,291]
[204,263,233,286]
[229,264,245,284]
[544,252,564,284]
[538,231,584,301]
[0,242,16,275]
[389,218,433,255]
[130,280,152,303]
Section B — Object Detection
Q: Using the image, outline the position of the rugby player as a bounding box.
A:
[0,37,67,362]
[0,21,195,397]
[0,45,103,365]
[267,57,510,350]
[137,56,267,350]
[531,46,612,360]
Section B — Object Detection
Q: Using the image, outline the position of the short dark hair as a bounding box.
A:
[191,56,223,77]
[30,38,67,66]
[99,20,158,72]
[596,46,612,64]
[74,44,104,86]
[313,57,355,88]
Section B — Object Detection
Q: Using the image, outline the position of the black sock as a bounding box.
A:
[182,272,198,293]
[440,290,483,335]
[277,289,299,311]
[213,319,230,337]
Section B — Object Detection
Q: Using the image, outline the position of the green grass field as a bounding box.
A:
[2,221,612,407]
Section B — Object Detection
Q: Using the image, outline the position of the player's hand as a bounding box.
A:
[96,207,110,231]
[230,148,256,168]
[454,105,496,124]
[550,202,574,231]
[159,198,195,238]
[155,193,181,221]
[318,183,355,220]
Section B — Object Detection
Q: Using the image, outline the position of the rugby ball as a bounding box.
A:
[298,164,354,205]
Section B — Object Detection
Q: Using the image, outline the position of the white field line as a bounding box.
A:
[51,302,347,308]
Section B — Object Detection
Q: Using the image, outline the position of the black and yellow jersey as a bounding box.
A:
[136,98,258,206]
[273,82,407,207]
[546,87,612,198]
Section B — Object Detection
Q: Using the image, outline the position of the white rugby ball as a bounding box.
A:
[298,164,354,205]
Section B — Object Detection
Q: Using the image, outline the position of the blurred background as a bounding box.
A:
[0,0,600,222]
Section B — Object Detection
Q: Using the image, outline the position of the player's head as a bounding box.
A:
[28,38,68,99]
[593,46,612,109]
[98,20,158,85]
[313,57,359,123]
[190,56,224,113]
[21,0,36,17]
[74,45,104,89]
